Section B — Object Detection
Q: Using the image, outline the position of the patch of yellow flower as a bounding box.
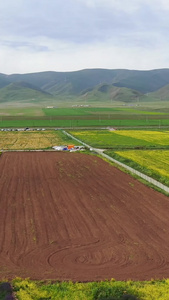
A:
[114,130,169,145]
[115,150,169,178]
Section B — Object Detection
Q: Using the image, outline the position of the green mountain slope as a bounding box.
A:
[6,69,129,95]
[0,73,11,88]
[0,82,53,103]
[149,83,169,100]
[2,68,169,95]
[113,69,169,93]
[80,83,144,103]
[0,68,169,105]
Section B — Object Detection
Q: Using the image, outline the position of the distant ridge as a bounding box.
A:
[1,68,169,104]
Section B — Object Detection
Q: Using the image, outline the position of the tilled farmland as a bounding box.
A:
[1,151,169,282]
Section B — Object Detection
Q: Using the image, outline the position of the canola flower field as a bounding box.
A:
[115,130,169,146]
[2,277,169,300]
[114,150,169,179]
[70,129,169,149]
[105,149,169,187]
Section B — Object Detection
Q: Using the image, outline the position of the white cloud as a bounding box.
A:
[78,0,169,12]
[1,34,169,74]
[77,0,142,12]
[0,0,169,73]
[158,0,169,10]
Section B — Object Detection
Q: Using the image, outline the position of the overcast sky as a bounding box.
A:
[1,0,169,74]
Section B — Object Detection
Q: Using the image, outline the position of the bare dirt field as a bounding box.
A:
[1,152,169,282]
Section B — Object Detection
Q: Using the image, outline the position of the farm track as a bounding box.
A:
[0,152,169,281]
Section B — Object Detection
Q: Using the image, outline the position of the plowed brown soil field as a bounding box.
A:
[1,151,169,282]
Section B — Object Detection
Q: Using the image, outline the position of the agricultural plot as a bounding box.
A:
[69,129,169,149]
[0,105,169,129]
[1,152,169,281]
[1,118,169,128]
[0,130,79,150]
[43,107,167,116]
[0,118,162,128]
[115,130,169,146]
[0,107,45,117]
[1,106,169,128]
[109,149,169,186]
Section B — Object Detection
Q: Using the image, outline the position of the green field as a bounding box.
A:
[1,118,169,128]
[0,105,169,129]
[43,107,168,116]
[69,129,169,149]
[1,278,168,300]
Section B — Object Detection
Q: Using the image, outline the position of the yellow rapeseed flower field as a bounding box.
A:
[115,150,169,179]
[70,130,169,148]
[114,130,169,145]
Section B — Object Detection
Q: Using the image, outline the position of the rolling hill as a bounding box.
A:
[3,68,169,94]
[0,73,11,89]
[79,83,143,103]
[0,82,53,103]
[149,83,169,100]
[0,68,169,104]
[113,69,169,93]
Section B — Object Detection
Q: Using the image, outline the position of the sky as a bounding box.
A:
[1,0,169,74]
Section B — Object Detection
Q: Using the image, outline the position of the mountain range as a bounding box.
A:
[1,68,169,104]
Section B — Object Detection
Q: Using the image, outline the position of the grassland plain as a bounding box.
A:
[69,129,169,149]
[0,107,45,117]
[106,149,169,187]
[0,105,169,128]
[7,277,169,300]
[0,130,79,150]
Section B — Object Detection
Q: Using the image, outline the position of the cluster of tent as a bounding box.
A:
[52,145,85,152]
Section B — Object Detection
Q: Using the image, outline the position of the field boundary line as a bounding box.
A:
[63,130,169,194]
